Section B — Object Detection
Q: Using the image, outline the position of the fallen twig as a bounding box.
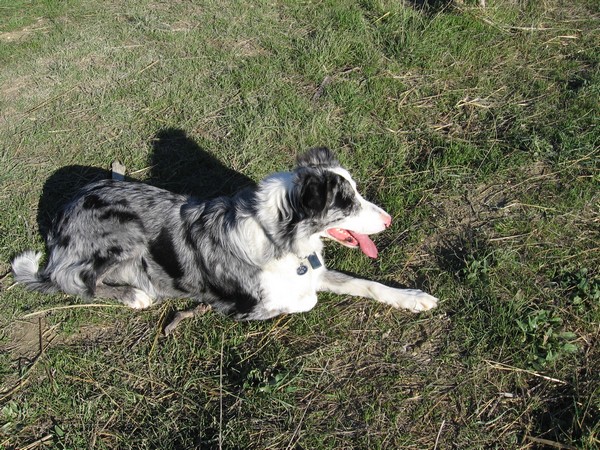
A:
[525,435,577,450]
[433,419,446,450]
[17,434,53,450]
[484,359,568,385]
[21,303,128,319]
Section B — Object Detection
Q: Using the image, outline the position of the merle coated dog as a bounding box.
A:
[12,148,437,329]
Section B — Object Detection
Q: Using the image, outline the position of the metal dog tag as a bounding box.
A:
[297,264,308,275]
[307,253,322,269]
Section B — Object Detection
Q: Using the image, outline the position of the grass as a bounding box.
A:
[1,0,598,448]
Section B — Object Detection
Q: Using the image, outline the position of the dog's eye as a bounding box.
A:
[334,191,354,210]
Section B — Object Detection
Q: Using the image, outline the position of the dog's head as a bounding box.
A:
[292,148,392,258]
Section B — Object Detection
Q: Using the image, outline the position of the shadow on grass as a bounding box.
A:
[36,128,256,241]
[147,128,255,197]
[36,165,114,241]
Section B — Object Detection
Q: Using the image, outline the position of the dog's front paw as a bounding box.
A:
[384,288,438,313]
[409,291,438,312]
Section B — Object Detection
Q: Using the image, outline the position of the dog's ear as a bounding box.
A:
[298,171,329,216]
[297,147,339,168]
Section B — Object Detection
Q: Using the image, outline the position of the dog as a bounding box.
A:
[12,147,438,331]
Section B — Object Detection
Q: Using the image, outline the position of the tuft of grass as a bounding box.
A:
[1,0,598,448]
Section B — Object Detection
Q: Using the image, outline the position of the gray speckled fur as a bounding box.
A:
[12,148,439,319]
[12,148,362,319]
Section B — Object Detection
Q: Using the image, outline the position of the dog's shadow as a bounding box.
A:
[36,128,256,241]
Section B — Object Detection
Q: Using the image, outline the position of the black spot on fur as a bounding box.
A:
[209,281,258,315]
[231,291,260,315]
[140,257,148,273]
[83,194,110,210]
[331,177,356,212]
[149,228,185,280]
[297,147,339,168]
[56,235,71,248]
[80,269,96,296]
[99,209,142,224]
[300,172,328,216]
[107,246,123,257]
[92,251,110,271]
[173,279,190,293]
[90,246,123,281]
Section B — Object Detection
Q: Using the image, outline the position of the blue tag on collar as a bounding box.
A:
[307,253,322,269]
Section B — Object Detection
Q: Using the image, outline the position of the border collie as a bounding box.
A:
[12,148,438,331]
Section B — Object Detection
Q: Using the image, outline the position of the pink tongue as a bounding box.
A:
[349,231,378,259]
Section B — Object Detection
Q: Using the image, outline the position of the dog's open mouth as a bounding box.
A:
[326,228,378,259]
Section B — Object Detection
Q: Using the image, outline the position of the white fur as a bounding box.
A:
[11,251,42,282]
[260,252,326,318]
[125,289,153,309]
[12,148,439,324]
[328,167,392,235]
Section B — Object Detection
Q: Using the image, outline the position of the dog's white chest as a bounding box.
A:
[260,253,324,316]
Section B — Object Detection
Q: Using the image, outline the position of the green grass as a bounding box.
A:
[1,0,598,448]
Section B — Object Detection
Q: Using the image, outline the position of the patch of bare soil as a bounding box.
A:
[1,317,121,363]
[2,317,54,362]
[0,18,49,42]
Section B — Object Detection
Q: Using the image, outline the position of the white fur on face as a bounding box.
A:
[327,167,392,235]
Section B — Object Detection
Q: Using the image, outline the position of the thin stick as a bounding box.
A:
[219,331,225,450]
[484,360,567,385]
[525,435,577,450]
[17,434,53,450]
[24,86,78,115]
[433,419,446,450]
[20,303,128,319]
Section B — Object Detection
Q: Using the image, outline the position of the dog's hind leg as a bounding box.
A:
[94,284,154,309]
[319,270,438,313]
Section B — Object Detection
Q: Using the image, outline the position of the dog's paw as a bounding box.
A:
[409,291,438,312]
[384,288,438,313]
[125,289,153,309]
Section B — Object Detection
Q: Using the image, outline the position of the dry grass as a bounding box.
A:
[1,0,598,448]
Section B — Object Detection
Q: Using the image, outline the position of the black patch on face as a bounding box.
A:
[83,194,110,210]
[297,169,358,219]
[331,176,357,213]
[98,209,142,224]
[299,170,328,217]
[149,227,185,280]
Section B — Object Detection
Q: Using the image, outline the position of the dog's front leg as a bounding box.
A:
[319,270,438,313]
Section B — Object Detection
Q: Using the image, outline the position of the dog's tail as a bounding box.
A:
[11,251,57,293]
